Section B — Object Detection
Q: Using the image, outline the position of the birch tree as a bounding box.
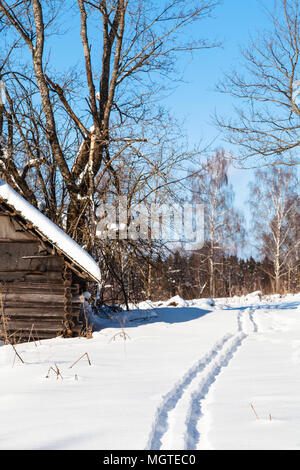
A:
[249,166,300,293]
[191,150,245,297]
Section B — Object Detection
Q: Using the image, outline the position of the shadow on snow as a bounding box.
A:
[92,306,212,331]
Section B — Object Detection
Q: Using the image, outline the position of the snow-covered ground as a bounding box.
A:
[0,292,300,450]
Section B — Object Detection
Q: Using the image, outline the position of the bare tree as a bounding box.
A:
[191,150,245,297]
[278,192,300,292]
[249,166,300,293]
[93,121,197,306]
[0,0,219,248]
[216,0,300,167]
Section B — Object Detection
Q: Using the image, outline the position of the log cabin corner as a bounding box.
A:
[0,179,101,343]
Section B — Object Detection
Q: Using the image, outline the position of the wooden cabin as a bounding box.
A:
[0,180,101,343]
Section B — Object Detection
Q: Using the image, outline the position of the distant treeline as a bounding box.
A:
[99,246,300,306]
[97,155,299,306]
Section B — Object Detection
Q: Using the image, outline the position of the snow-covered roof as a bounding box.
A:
[0,180,101,282]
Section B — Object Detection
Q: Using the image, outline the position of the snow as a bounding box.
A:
[0,292,300,450]
[76,163,89,185]
[0,180,101,282]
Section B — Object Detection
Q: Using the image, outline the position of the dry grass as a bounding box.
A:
[45,364,64,380]
[250,403,274,421]
[69,352,92,369]
[44,353,92,382]
[0,291,26,366]
[250,403,260,420]
[80,317,93,339]
[0,292,9,345]
[79,302,94,339]
[28,324,41,346]
[109,315,131,343]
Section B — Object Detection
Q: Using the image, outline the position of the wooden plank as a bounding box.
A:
[3,288,66,295]
[2,281,65,288]
[0,215,37,241]
[0,242,40,271]
[5,331,63,341]
[1,287,79,296]
[0,272,63,282]
[2,322,82,341]
[25,272,63,281]
[2,293,66,303]
[4,304,64,313]
[4,309,65,318]
[6,321,65,331]
[1,283,66,293]
[0,243,64,273]
[3,303,66,310]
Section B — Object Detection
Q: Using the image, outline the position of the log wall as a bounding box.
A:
[0,214,84,343]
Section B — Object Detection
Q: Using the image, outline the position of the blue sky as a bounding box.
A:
[146,0,271,257]
[41,0,286,256]
[50,0,268,162]
[163,0,268,141]
[47,0,274,256]
[160,0,270,217]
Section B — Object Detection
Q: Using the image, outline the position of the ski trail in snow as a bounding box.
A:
[237,309,244,332]
[146,308,259,450]
[184,308,259,450]
[184,332,246,450]
[146,333,233,450]
[238,308,258,334]
[249,307,258,333]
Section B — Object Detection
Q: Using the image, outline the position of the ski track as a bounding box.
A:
[249,308,258,333]
[146,333,233,450]
[146,307,259,450]
[183,332,246,450]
